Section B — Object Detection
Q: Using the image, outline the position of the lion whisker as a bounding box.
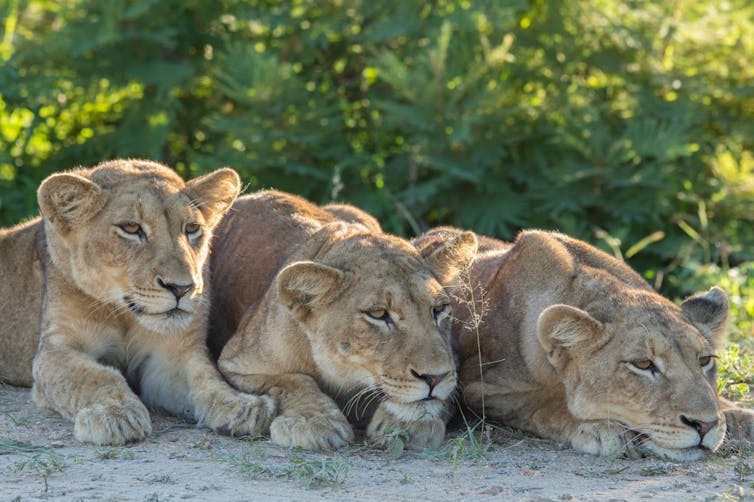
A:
[344,384,383,419]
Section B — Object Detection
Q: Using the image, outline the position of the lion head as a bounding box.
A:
[37,159,240,334]
[538,286,728,461]
[275,225,478,417]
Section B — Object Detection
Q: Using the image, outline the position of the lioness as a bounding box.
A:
[209,191,477,449]
[413,227,754,461]
[0,159,274,445]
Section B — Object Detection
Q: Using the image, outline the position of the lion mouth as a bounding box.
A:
[124,297,190,318]
[627,430,709,461]
[159,307,190,318]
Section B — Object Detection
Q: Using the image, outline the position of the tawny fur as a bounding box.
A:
[0,159,275,445]
[0,218,45,386]
[209,191,477,449]
[413,227,754,461]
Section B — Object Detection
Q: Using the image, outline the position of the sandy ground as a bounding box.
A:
[1,384,753,501]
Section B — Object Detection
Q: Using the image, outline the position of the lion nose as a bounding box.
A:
[680,415,718,441]
[410,370,449,394]
[157,278,194,300]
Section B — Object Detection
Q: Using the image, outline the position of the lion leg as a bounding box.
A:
[366,399,448,449]
[137,348,276,437]
[464,381,637,457]
[224,371,354,449]
[32,343,151,446]
[719,397,754,445]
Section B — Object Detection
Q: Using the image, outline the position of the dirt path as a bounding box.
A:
[1,384,752,501]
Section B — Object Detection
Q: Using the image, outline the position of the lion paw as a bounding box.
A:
[571,421,636,458]
[270,411,354,449]
[74,398,152,446]
[367,402,446,450]
[724,407,754,444]
[199,392,277,437]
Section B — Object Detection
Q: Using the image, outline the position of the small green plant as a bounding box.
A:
[375,424,411,459]
[287,452,348,489]
[5,413,31,426]
[95,447,135,460]
[214,447,275,480]
[426,413,490,464]
[12,449,66,492]
[0,440,47,454]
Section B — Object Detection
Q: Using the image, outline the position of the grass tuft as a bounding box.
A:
[0,440,48,455]
[287,452,348,488]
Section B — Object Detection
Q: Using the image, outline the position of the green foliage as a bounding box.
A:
[2,0,754,301]
[215,447,347,488]
[215,447,275,480]
[374,424,411,458]
[0,439,48,454]
[717,344,754,400]
[287,451,348,488]
[425,421,489,464]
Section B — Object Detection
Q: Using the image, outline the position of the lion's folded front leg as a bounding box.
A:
[184,354,277,437]
[225,371,354,449]
[137,347,277,438]
[367,399,447,449]
[32,344,151,446]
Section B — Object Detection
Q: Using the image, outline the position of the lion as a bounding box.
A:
[0,159,275,445]
[209,190,477,449]
[413,227,754,461]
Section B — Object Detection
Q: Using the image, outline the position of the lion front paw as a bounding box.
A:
[74,398,152,446]
[724,407,754,444]
[199,392,277,437]
[571,421,637,458]
[367,401,446,450]
[270,410,354,450]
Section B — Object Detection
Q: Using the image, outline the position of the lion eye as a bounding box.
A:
[117,223,145,239]
[699,355,713,367]
[432,303,449,321]
[365,309,392,324]
[185,223,202,239]
[632,359,655,372]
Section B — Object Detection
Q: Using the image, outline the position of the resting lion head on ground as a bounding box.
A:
[209,191,477,449]
[0,159,274,445]
[413,227,754,461]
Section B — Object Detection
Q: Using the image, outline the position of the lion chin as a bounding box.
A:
[136,309,194,334]
[644,443,706,462]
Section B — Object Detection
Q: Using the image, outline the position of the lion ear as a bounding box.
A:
[184,168,241,227]
[37,173,107,234]
[421,230,478,285]
[681,286,729,349]
[537,305,605,371]
[277,261,346,321]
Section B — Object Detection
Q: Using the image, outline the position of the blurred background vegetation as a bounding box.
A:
[1,0,753,393]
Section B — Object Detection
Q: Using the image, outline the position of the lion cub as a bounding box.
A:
[414,227,754,461]
[209,191,477,449]
[1,159,274,445]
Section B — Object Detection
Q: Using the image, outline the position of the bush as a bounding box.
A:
[2,0,754,301]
